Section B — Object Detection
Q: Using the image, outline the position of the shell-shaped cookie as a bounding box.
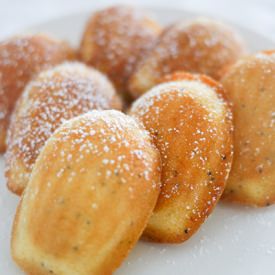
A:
[11,110,161,275]
[130,72,233,243]
[6,62,122,195]
[129,18,246,98]
[79,5,161,101]
[222,51,275,206]
[0,34,75,152]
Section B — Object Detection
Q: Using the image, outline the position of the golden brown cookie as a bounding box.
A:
[11,110,161,275]
[79,5,161,101]
[129,18,246,98]
[130,72,233,243]
[6,62,122,195]
[0,34,75,152]
[222,51,275,207]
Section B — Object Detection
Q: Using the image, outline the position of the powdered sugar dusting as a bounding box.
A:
[129,17,246,96]
[0,34,74,148]
[5,62,121,191]
[222,51,275,205]
[80,5,160,93]
[132,79,226,119]
[130,77,233,232]
[26,110,160,197]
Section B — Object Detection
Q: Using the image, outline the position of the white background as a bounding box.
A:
[0,0,275,41]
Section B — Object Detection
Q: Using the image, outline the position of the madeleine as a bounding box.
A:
[0,34,74,152]
[129,18,246,98]
[130,72,233,243]
[6,62,122,195]
[79,5,161,101]
[11,110,161,275]
[222,51,275,207]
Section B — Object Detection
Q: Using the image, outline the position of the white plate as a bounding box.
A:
[1,6,275,275]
